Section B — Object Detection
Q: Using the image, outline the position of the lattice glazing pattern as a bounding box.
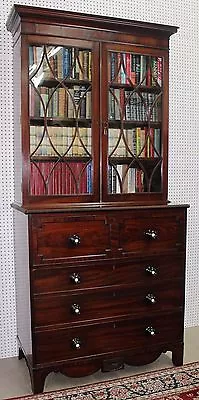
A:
[29,45,92,195]
[108,52,162,194]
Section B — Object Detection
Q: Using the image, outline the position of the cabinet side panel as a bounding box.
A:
[13,36,22,204]
[13,210,32,358]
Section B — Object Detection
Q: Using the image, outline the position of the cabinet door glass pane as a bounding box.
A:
[29,45,92,195]
[108,51,162,194]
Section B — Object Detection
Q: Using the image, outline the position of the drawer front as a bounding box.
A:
[33,280,184,327]
[34,312,183,364]
[31,214,110,264]
[120,209,186,255]
[32,255,185,294]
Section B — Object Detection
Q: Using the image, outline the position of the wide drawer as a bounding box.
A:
[31,214,110,264]
[32,254,185,294]
[34,312,183,364]
[33,280,184,328]
[119,208,186,255]
[30,208,186,265]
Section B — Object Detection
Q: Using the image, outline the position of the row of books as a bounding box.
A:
[30,161,92,195]
[108,127,161,158]
[30,85,92,119]
[108,165,145,194]
[109,89,161,122]
[30,160,147,195]
[30,126,92,157]
[29,46,92,82]
[110,53,162,87]
[30,125,160,159]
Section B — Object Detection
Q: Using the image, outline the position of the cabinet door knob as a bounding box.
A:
[70,273,81,284]
[144,229,158,240]
[145,265,158,276]
[145,293,157,304]
[71,337,82,350]
[71,303,81,315]
[145,326,156,336]
[68,234,81,247]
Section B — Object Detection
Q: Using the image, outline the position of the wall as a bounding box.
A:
[0,0,198,358]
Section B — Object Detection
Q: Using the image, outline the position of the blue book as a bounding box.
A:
[87,162,92,193]
[63,47,71,78]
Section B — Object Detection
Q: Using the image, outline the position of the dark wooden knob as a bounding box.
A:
[145,293,156,304]
[145,326,156,336]
[71,337,82,350]
[71,303,81,315]
[68,234,81,247]
[145,265,158,276]
[144,229,158,240]
[70,273,81,284]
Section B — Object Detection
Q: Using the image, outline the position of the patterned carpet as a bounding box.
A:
[6,362,199,400]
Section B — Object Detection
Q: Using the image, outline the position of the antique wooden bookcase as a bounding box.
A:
[7,4,189,394]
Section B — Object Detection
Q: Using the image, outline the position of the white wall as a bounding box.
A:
[0,0,198,358]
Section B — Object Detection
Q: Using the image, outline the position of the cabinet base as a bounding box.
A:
[19,344,184,394]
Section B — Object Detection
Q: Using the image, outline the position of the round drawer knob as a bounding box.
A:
[145,326,156,336]
[70,273,81,284]
[71,303,81,315]
[145,265,158,276]
[71,337,82,350]
[68,234,81,247]
[145,293,156,304]
[144,229,158,240]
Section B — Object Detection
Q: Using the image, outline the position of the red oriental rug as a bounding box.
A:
[6,361,199,400]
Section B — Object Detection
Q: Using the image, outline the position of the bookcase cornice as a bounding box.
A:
[7,4,178,38]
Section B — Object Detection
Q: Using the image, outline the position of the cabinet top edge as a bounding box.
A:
[11,202,190,215]
[6,4,178,37]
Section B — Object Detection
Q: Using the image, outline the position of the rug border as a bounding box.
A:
[4,361,199,400]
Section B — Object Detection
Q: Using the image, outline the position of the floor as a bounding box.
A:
[0,326,199,400]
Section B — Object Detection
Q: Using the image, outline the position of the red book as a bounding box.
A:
[125,53,131,82]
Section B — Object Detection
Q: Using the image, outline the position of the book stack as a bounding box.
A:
[108,127,161,158]
[30,85,91,119]
[30,161,93,195]
[109,90,162,122]
[108,165,145,194]
[109,52,162,87]
[29,45,92,81]
[30,126,92,158]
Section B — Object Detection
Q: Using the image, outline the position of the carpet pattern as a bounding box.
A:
[8,362,199,400]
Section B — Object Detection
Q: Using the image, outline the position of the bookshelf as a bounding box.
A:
[28,45,163,199]
[29,44,92,197]
[7,5,189,394]
[7,9,176,206]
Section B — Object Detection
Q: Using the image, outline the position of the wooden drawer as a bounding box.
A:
[32,255,185,294]
[33,280,184,327]
[120,208,186,256]
[31,214,110,264]
[34,312,183,364]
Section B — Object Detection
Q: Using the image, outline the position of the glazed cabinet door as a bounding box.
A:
[23,37,100,204]
[101,43,169,204]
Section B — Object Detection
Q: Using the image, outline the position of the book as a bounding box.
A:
[79,85,87,118]
[63,47,71,78]
[157,57,163,86]
[131,54,136,84]
[125,53,131,82]
[140,55,147,85]
[135,54,141,84]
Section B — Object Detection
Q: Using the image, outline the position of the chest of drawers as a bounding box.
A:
[15,205,188,393]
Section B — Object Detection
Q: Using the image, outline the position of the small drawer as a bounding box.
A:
[31,214,110,264]
[120,208,186,256]
[34,312,183,364]
[33,280,184,328]
[32,254,185,294]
